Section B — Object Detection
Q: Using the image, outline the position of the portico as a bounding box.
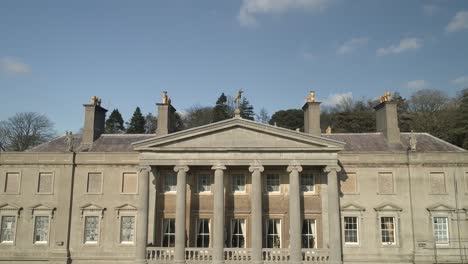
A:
[132,117,345,264]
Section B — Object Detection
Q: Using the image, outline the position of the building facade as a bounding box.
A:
[0,92,467,264]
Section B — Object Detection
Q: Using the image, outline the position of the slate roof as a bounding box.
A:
[29,132,465,153]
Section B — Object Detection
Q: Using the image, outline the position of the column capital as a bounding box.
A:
[287,163,303,173]
[211,164,227,171]
[138,165,151,173]
[323,165,341,173]
[174,165,189,173]
[249,163,264,173]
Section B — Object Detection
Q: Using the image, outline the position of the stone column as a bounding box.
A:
[174,165,189,264]
[249,163,264,264]
[324,166,342,264]
[287,163,303,264]
[136,166,151,264]
[212,164,227,264]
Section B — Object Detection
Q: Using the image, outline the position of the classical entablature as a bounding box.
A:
[133,118,345,166]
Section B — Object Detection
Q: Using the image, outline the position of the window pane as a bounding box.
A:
[301,174,314,192]
[380,217,395,244]
[122,173,138,193]
[433,217,449,244]
[0,216,16,243]
[232,174,245,192]
[4,172,20,193]
[34,216,49,243]
[197,219,210,247]
[344,217,358,244]
[38,173,53,193]
[198,174,211,192]
[302,219,316,248]
[84,216,99,243]
[164,174,177,192]
[120,216,135,243]
[266,219,281,248]
[266,174,280,192]
[87,173,102,193]
[231,219,245,248]
[162,218,175,247]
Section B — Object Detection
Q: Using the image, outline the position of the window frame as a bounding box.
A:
[300,172,315,194]
[197,172,212,194]
[80,204,105,246]
[380,216,397,246]
[83,215,101,245]
[265,173,281,194]
[0,215,18,245]
[161,218,176,247]
[0,203,22,246]
[196,218,211,248]
[85,171,103,195]
[30,204,55,246]
[343,216,359,246]
[2,171,22,195]
[231,173,246,194]
[340,171,359,195]
[36,171,55,195]
[119,215,136,245]
[377,171,396,195]
[265,218,281,249]
[302,218,317,249]
[120,172,139,195]
[115,204,138,245]
[32,215,50,245]
[429,172,447,195]
[230,218,246,248]
[163,173,177,193]
[432,216,450,245]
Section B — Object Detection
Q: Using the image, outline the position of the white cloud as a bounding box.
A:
[376,37,422,56]
[322,92,353,107]
[238,0,330,27]
[0,57,31,74]
[451,75,468,86]
[300,51,315,61]
[337,37,369,55]
[446,10,468,32]
[403,80,428,91]
[423,4,439,16]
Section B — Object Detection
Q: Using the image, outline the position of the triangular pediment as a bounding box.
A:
[115,204,138,211]
[341,203,366,212]
[0,203,22,211]
[30,203,55,211]
[133,118,345,152]
[427,203,455,212]
[374,203,403,212]
[80,203,104,211]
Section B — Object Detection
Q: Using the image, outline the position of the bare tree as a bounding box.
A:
[256,108,270,124]
[0,112,56,151]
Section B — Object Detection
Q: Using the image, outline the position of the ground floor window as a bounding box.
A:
[196,219,210,248]
[344,216,359,244]
[120,216,135,244]
[302,219,316,248]
[265,219,281,248]
[84,216,100,244]
[33,216,49,244]
[301,173,315,192]
[433,216,449,244]
[0,216,16,243]
[380,217,396,245]
[231,219,246,248]
[162,218,175,247]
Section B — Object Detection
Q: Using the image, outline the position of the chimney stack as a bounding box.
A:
[82,96,107,146]
[156,91,177,136]
[374,92,400,144]
[302,90,321,137]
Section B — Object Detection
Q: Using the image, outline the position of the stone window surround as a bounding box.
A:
[161,217,176,247]
[30,204,55,245]
[265,217,282,248]
[300,171,316,195]
[36,171,55,195]
[2,171,22,195]
[340,171,360,195]
[80,204,105,246]
[120,171,139,195]
[0,203,22,246]
[230,218,247,248]
[429,171,448,195]
[162,172,177,194]
[374,203,402,247]
[264,171,281,194]
[341,203,365,247]
[230,171,247,195]
[427,203,455,248]
[115,204,137,245]
[377,170,397,195]
[302,218,317,249]
[85,171,104,195]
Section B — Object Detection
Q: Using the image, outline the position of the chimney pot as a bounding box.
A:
[81,96,107,146]
[157,91,177,136]
[303,91,321,136]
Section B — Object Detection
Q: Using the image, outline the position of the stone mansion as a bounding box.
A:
[0,91,467,264]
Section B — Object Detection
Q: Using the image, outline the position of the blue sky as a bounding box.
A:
[1,0,468,134]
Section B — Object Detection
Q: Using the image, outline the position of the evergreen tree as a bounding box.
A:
[105,109,125,134]
[392,92,411,132]
[453,88,468,149]
[240,97,255,120]
[126,107,146,134]
[213,93,230,122]
[144,113,157,134]
[270,109,304,130]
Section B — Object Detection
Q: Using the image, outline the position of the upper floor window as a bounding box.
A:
[84,216,100,244]
[265,219,281,248]
[231,219,246,248]
[196,219,210,247]
[0,216,16,244]
[120,216,135,244]
[4,172,20,194]
[380,217,396,245]
[344,216,359,245]
[37,172,53,194]
[433,217,449,244]
[301,173,315,193]
[164,174,177,192]
[302,219,316,248]
[232,174,246,193]
[265,174,280,193]
[121,172,138,194]
[162,218,175,247]
[86,172,102,194]
[197,174,211,193]
[33,216,50,244]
